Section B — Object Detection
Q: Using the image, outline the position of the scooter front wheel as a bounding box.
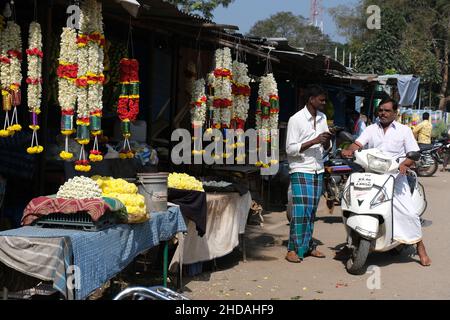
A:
[346,238,371,275]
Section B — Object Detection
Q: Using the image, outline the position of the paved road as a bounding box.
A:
[183,171,450,300]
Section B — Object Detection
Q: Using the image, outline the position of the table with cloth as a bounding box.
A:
[169,191,252,274]
[0,206,186,300]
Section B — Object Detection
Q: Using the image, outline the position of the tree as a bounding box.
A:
[330,0,450,110]
[168,0,234,19]
[247,12,338,57]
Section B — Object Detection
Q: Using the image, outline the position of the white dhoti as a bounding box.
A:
[392,175,422,244]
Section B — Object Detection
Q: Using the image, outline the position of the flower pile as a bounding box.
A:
[212,48,232,129]
[117,58,139,159]
[26,22,43,154]
[56,176,102,199]
[92,176,148,223]
[58,27,78,160]
[0,21,23,137]
[168,173,204,192]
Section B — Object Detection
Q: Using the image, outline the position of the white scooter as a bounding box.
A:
[341,148,426,275]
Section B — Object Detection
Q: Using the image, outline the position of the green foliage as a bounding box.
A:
[330,0,448,85]
[247,12,338,56]
[432,121,449,139]
[168,0,234,19]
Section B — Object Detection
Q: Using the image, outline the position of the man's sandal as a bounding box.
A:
[285,251,302,263]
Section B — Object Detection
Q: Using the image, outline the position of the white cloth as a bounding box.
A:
[286,107,330,174]
[169,192,252,269]
[393,175,422,244]
[356,121,422,244]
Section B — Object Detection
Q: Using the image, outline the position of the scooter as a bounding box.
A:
[341,148,426,275]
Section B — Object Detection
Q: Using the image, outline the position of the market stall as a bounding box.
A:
[0,206,186,300]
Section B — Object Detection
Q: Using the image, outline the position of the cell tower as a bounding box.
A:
[310,0,324,33]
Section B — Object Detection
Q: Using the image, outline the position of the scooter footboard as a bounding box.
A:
[346,214,379,239]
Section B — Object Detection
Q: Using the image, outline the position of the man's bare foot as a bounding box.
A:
[417,241,432,266]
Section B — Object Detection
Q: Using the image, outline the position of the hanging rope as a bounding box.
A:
[265,48,273,75]
[195,28,203,80]
[127,16,135,59]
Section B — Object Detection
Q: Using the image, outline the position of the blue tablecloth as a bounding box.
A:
[0,206,186,300]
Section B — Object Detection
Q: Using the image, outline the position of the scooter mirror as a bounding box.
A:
[406,151,421,161]
[338,131,355,143]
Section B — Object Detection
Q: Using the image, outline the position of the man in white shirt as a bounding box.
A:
[342,97,431,266]
[285,85,332,263]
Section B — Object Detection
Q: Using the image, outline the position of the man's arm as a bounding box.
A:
[412,122,423,138]
[341,141,363,157]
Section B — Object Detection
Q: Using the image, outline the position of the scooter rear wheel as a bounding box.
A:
[346,238,371,275]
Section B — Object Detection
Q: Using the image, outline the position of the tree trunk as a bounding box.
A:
[439,39,449,111]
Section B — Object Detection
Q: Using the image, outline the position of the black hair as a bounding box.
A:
[378,97,399,111]
[306,84,327,102]
[423,112,430,120]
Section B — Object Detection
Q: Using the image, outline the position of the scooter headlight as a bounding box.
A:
[367,154,392,173]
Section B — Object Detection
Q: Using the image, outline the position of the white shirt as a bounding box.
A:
[286,107,330,174]
[356,121,420,159]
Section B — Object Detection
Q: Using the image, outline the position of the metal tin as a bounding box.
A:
[76,125,90,140]
[121,121,131,134]
[90,115,101,131]
[61,115,73,131]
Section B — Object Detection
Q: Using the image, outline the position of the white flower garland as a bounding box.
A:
[26,22,44,154]
[190,78,207,125]
[58,27,78,111]
[212,48,233,128]
[27,22,42,113]
[232,60,250,128]
[257,73,279,139]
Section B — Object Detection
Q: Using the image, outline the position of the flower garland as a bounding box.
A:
[117,58,139,159]
[58,27,79,160]
[256,73,279,168]
[190,78,207,127]
[231,60,250,130]
[74,0,105,171]
[257,73,279,140]
[0,21,22,137]
[190,78,207,156]
[26,22,44,154]
[212,48,232,129]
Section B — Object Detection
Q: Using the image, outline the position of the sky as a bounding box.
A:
[212,0,359,43]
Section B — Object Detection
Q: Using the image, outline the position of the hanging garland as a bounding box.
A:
[74,0,105,171]
[256,73,279,168]
[117,58,139,159]
[58,27,78,160]
[26,22,44,154]
[190,78,207,127]
[0,21,22,137]
[190,78,207,156]
[212,48,232,129]
[231,60,250,130]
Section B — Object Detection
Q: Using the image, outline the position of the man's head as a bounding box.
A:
[423,112,430,121]
[377,97,399,127]
[306,85,327,112]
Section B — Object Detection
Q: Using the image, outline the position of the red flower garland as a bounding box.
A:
[117,58,139,121]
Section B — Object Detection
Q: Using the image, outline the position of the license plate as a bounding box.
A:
[354,174,373,189]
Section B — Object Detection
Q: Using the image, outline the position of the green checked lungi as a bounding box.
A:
[288,172,323,258]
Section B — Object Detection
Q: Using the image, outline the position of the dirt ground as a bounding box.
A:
[180,171,450,300]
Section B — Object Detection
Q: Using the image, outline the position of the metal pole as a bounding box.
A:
[163,241,168,287]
